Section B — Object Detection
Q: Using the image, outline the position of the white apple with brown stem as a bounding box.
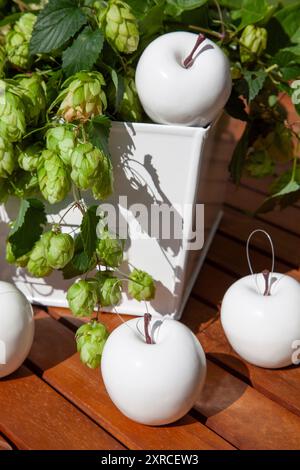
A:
[101,314,206,425]
[135,31,232,127]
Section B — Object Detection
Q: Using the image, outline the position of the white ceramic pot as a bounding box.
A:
[101,317,206,425]
[0,281,34,377]
[221,272,300,368]
[135,31,232,127]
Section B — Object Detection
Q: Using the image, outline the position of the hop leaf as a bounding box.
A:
[128,269,155,301]
[71,142,104,190]
[0,136,16,178]
[56,71,106,123]
[27,231,53,277]
[18,143,41,172]
[75,320,109,368]
[5,13,36,69]
[67,279,98,317]
[38,149,71,204]
[96,229,124,268]
[47,231,75,269]
[46,125,76,166]
[0,80,26,142]
[96,272,122,306]
[98,0,139,54]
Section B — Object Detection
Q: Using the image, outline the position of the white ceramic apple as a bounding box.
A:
[135,31,232,127]
[0,281,34,377]
[221,271,300,368]
[101,315,206,425]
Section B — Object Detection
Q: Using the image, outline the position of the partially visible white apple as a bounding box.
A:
[135,31,232,127]
[221,272,300,368]
[101,316,206,425]
[0,281,34,377]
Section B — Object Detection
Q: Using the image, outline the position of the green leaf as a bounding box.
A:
[281,65,300,80]
[29,0,87,55]
[88,115,111,156]
[274,2,300,41]
[8,198,47,258]
[80,205,100,259]
[165,0,208,16]
[243,70,267,102]
[225,89,249,121]
[245,150,274,178]
[62,26,104,77]
[139,1,165,36]
[229,125,250,184]
[110,68,125,112]
[0,13,23,27]
[238,0,268,29]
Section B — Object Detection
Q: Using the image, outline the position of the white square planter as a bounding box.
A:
[0,119,230,319]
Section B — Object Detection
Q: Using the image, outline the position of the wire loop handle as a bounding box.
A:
[246,229,275,275]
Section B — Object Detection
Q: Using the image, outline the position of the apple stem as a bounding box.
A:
[262,269,271,296]
[183,33,206,69]
[144,313,153,344]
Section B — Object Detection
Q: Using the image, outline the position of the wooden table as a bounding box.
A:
[0,175,300,451]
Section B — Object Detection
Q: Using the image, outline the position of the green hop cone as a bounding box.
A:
[92,153,113,200]
[99,0,139,54]
[0,44,5,77]
[47,231,75,269]
[71,142,104,190]
[5,13,36,69]
[119,74,142,122]
[75,320,109,368]
[67,279,98,317]
[56,72,106,123]
[96,230,124,267]
[96,272,122,307]
[18,142,41,172]
[38,149,71,204]
[6,241,30,268]
[17,73,47,126]
[0,136,16,178]
[27,231,53,277]
[46,125,76,166]
[240,25,267,63]
[128,269,155,301]
[0,80,26,142]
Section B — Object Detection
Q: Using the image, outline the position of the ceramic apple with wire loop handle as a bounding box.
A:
[221,229,300,369]
[101,312,207,426]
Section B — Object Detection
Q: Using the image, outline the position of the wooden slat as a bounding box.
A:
[225,182,300,236]
[29,308,234,450]
[219,206,299,267]
[50,305,300,450]
[0,365,124,450]
[0,435,12,451]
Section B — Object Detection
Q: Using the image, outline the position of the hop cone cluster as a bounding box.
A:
[0,135,16,177]
[71,142,104,190]
[5,13,36,69]
[46,125,76,166]
[47,231,74,269]
[18,142,41,172]
[128,269,156,301]
[17,73,47,126]
[96,272,122,306]
[0,80,26,142]
[38,149,71,204]
[27,231,53,277]
[75,321,109,369]
[92,152,113,200]
[57,72,107,123]
[67,279,98,317]
[99,0,139,54]
[240,25,267,63]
